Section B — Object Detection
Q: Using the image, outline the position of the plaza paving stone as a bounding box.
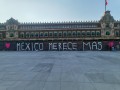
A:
[0,51,119,90]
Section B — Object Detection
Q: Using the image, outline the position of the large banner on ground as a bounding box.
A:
[0,40,120,51]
